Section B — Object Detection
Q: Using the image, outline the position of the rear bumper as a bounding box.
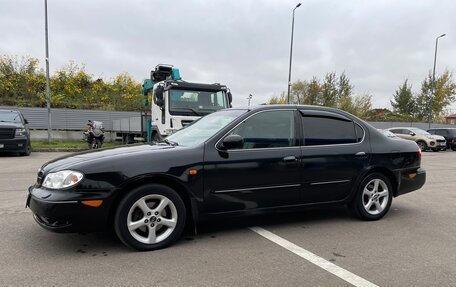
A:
[0,138,28,152]
[396,168,426,196]
[26,186,110,233]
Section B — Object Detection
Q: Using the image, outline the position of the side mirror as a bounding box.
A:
[409,132,416,136]
[24,118,28,124]
[154,85,165,107]
[220,134,244,150]
[227,91,233,108]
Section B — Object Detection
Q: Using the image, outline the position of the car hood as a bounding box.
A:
[41,144,175,172]
[429,134,445,140]
[0,121,23,129]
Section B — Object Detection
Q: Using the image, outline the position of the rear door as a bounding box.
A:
[299,110,370,203]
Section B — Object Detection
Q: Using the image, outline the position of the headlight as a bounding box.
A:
[15,128,26,137]
[42,170,84,189]
[426,135,433,139]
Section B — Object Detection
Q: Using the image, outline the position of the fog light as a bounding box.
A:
[408,173,417,179]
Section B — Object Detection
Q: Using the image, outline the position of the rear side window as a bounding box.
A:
[302,116,359,146]
[228,110,296,149]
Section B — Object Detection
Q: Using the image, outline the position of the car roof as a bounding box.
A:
[0,109,20,113]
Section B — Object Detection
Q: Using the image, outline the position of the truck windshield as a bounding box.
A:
[169,89,228,116]
[165,109,246,147]
[0,111,21,123]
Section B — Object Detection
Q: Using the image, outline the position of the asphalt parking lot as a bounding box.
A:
[0,151,455,287]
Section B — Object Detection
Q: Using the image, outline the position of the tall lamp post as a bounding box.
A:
[428,33,446,129]
[44,0,52,142]
[287,3,301,104]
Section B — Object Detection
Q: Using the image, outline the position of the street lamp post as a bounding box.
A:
[44,0,52,142]
[287,3,301,104]
[428,33,446,129]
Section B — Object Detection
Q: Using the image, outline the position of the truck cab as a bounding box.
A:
[152,80,232,137]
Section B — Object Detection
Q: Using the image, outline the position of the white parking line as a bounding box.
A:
[250,226,379,287]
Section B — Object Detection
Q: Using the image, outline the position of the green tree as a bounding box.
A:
[320,72,338,107]
[390,79,416,117]
[0,55,46,107]
[415,70,456,121]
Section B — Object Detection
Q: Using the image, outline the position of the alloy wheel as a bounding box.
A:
[362,178,389,215]
[127,194,178,245]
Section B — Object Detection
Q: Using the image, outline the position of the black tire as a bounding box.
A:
[114,184,186,251]
[452,147,456,151]
[349,173,393,221]
[432,149,440,152]
[21,143,31,156]
[416,141,427,152]
[95,138,101,149]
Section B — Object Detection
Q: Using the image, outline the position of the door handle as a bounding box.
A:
[282,156,298,163]
[355,152,367,158]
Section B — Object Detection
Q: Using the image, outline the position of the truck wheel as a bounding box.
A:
[114,184,186,251]
[349,173,392,221]
[416,141,427,152]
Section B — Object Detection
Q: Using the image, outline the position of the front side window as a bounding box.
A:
[169,89,228,116]
[227,110,296,149]
[303,116,358,146]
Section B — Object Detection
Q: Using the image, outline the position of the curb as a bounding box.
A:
[32,148,88,152]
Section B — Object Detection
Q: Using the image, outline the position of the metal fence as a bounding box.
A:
[0,106,139,131]
[1,105,454,132]
[368,121,455,130]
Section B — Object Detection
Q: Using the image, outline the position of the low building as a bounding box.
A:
[445,114,456,125]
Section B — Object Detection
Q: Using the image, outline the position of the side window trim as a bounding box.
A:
[299,110,365,147]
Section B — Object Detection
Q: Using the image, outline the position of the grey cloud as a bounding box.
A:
[0,0,455,111]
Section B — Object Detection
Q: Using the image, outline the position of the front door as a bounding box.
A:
[203,109,302,213]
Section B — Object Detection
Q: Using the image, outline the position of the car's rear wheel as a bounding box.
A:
[416,141,427,152]
[114,184,186,251]
[350,173,393,221]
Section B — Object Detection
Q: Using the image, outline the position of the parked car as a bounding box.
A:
[27,105,426,251]
[387,127,446,152]
[0,109,31,156]
[427,128,456,151]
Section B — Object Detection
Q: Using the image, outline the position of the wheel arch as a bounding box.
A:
[108,175,198,231]
[348,166,399,202]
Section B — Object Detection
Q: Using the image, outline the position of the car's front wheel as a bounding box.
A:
[416,140,427,152]
[350,173,393,221]
[114,184,186,251]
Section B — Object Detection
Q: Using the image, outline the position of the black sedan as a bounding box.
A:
[27,105,426,251]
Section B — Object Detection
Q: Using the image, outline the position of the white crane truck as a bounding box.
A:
[113,64,232,143]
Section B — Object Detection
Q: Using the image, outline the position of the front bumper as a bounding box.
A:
[26,186,111,233]
[396,168,426,196]
[0,138,28,152]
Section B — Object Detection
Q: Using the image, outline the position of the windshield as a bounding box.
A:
[0,111,21,123]
[410,128,430,135]
[165,109,245,147]
[380,130,396,138]
[169,89,229,116]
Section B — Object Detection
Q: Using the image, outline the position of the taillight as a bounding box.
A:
[417,147,421,160]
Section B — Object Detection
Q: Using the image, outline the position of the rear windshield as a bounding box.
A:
[0,111,21,123]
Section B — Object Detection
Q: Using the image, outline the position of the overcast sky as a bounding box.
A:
[1,0,455,112]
